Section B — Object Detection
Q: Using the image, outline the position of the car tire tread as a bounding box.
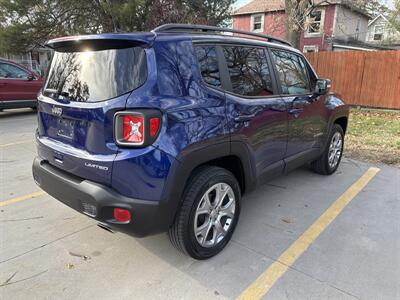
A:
[168,166,240,259]
[311,124,344,175]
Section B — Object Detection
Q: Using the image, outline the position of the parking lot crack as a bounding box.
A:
[230,239,277,262]
[342,158,363,171]
[265,183,287,189]
[0,224,95,265]
[1,216,43,222]
[0,271,17,287]
[0,270,47,287]
[286,265,363,300]
[262,222,293,234]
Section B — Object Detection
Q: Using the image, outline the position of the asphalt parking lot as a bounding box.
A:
[1,109,399,300]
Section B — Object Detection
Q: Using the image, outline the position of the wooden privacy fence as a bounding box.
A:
[305,50,400,109]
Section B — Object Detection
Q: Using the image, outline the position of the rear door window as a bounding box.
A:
[0,63,29,79]
[271,50,311,95]
[222,46,274,97]
[194,45,221,88]
[43,46,147,102]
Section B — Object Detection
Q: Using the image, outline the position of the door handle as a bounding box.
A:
[288,108,303,115]
[234,114,256,122]
[292,98,310,109]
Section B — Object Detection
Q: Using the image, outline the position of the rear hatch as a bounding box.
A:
[36,35,151,185]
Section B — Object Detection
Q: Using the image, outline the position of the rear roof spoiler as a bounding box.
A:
[46,23,292,51]
[46,32,156,51]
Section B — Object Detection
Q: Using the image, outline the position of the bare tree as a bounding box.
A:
[284,0,388,48]
[0,0,234,54]
[389,0,400,32]
[285,0,331,48]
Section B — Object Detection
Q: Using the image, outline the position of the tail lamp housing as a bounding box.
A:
[114,110,162,147]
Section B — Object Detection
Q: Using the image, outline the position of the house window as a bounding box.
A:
[374,25,384,41]
[306,9,325,35]
[251,14,264,32]
[303,45,319,53]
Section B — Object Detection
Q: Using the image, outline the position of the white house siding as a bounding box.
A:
[367,16,400,43]
[333,5,369,41]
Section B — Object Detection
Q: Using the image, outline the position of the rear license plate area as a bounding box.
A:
[57,118,75,140]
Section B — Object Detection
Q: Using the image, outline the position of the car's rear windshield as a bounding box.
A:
[43,46,147,102]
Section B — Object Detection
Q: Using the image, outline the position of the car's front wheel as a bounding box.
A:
[169,166,241,259]
[311,124,344,175]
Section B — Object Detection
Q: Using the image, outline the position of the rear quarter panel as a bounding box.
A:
[113,38,229,202]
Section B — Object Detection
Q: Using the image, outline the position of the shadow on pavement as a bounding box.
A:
[0,108,37,119]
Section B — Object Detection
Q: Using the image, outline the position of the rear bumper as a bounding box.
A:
[32,157,172,237]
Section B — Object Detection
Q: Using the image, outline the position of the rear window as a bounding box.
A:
[43,46,147,102]
[223,46,274,97]
[194,45,221,88]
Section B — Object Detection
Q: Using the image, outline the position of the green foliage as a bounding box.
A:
[349,0,389,17]
[0,0,106,53]
[0,0,233,54]
[389,0,400,32]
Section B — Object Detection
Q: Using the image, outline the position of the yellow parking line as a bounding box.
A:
[0,140,32,148]
[0,191,46,207]
[237,167,380,300]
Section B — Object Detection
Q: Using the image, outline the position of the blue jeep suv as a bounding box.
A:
[32,24,349,259]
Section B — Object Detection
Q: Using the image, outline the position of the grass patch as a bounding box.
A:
[345,108,400,167]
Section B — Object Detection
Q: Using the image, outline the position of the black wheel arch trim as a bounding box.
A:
[323,98,349,149]
[161,140,257,229]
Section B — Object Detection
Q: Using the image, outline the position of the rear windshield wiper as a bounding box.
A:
[43,88,58,94]
[43,89,70,100]
[43,88,59,97]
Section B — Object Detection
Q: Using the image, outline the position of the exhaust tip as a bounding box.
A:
[97,222,114,234]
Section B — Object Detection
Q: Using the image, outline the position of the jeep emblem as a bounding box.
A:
[52,106,62,116]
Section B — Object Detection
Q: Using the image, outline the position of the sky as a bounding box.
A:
[233,0,250,10]
[233,0,395,10]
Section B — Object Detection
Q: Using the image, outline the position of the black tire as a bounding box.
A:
[311,124,344,175]
[168,166,241,259]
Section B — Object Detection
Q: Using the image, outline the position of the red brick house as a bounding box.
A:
[233,0,373,52]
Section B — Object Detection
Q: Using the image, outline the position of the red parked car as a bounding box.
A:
[0,59,44,110]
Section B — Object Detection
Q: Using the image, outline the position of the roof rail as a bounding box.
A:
[152,23,292,47]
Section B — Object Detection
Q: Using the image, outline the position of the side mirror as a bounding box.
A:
[27,74,35,81]
[314,79,331,95]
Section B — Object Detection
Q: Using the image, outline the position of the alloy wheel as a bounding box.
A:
[328,131,343,169]
[194,183,236,248]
